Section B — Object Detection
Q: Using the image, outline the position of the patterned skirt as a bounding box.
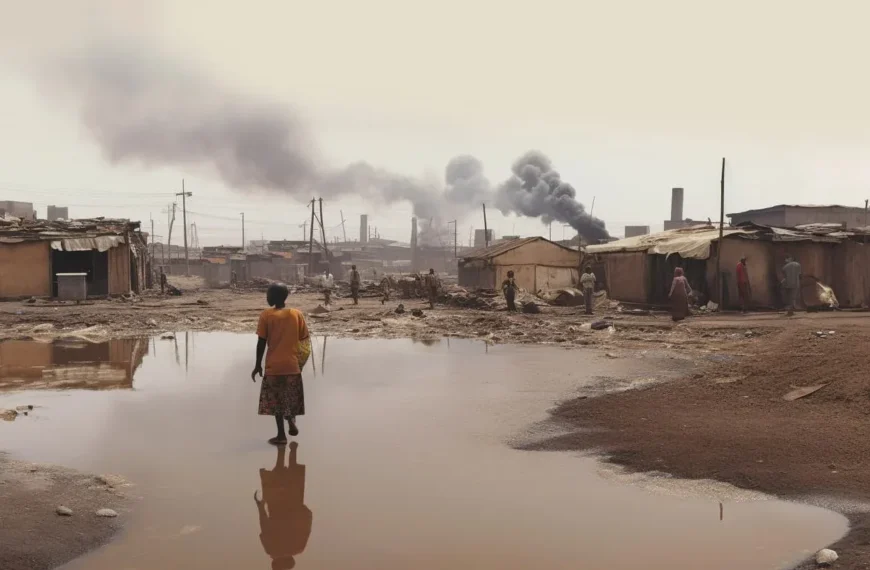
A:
[258,374,305,418]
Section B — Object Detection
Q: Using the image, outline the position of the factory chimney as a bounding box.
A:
[360,214,368,243]
[411,217,418,272]
[670,188,684,222]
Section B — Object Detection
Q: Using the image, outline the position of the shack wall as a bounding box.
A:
[458,262,496,290]
[495,264,536,291]
[534,266,578,291]
[492,241,578,267]
[833,241,870,307]
[108,244,131,295]
[0,241,51,298]
[601,252,648,303]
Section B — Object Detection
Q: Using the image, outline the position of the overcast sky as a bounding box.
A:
[2,0,869,247]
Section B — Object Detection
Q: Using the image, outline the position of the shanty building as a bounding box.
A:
[586,223,870,309]
[728,204,870,229]
[0,218,148,299]
[458,237,580,291]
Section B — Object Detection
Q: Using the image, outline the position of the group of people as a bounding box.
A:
[501,266,598,315]
[668,255,804,321]
[320,265,439,308]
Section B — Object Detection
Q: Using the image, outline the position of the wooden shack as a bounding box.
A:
[458,237,580,292]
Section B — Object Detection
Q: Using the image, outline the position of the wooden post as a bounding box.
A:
[717,158,726,307]
[308,198,315,275]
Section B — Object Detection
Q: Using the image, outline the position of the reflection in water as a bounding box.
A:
[0,338,148,391]
[255,442,313,570]
[412,338,440,346]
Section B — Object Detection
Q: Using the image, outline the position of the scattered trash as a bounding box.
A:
[590,320,612,331]
[96,508,119,518]
[146,319,158,327]
[394,304,406,314]
[783,384,828,401]
[815,548,838,566]
[744,330,755,338]
[25,297,36,304]
[56,506,73,517]
[521,302,541,314]
[706,300,719,312]
[0,409,18,422]
[411,308,425,318]
[15,405,33,411]
[196,299,209,306]
[605,353,617,359]
[813,331,836,338]
[160,334,176,340]
[538,288,584,307]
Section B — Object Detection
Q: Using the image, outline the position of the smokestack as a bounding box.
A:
[411,217,418,271]
[360,214,368,243]
[670,188,684,222]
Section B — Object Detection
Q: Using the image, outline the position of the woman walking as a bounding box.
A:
[252,284,312,445]
[668,267,692,322]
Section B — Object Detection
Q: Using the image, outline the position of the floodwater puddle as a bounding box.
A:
[0,334,848,570]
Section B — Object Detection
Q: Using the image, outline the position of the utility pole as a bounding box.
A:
[302,221,307,242]
[241,212,246,251]
[318,198,330,262]
[717,157,726,308]
[340,210,347,243]
[165,203,176,273]
[308,198,315,275]
[482,203,489,248]
[150,215,155,266]
[175,180,192,276]
[448,220,457,258]
[549,222,552,241]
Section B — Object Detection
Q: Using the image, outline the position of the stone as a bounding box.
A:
[56,506,73,516]
[410,308,425,317]
[815,548,838,565]
[96,508,118,518]
[394,304,405,314]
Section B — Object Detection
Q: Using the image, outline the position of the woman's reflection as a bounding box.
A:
[254,442,313,569]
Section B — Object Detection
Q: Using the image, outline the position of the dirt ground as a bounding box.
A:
[0,455,129,570]
[6,278,870,568]
[530,322,870,569]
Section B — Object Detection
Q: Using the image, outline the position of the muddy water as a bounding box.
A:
[0,334,848,570]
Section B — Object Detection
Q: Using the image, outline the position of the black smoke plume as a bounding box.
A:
[40,45,608,241]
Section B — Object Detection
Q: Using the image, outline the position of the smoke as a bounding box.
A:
[495,151,609,242]
[32,42,609,242]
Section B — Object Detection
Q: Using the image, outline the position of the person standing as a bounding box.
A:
[321,269,334,305]
[668,267,692,322]
[425,268,439,309]
[380,276,391,305]
[159,268,167,295]
[736,257,751,314]
[501,270,518,312]
[580,266,596,315]
[252,284,311,445]
[349,264,361,305]
[782,256,803,316]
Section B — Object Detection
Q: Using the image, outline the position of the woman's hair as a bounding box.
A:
[674,267,684,277]
[266,283,289,307]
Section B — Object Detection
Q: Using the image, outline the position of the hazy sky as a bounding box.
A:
[2,0,869,246]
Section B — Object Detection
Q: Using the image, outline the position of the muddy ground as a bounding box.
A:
[0,455,129,570]
[5,278,870,568]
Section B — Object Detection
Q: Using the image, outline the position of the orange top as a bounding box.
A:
[256,308,310,375]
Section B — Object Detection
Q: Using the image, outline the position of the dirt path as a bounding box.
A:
[0,455,130,570]
[528,323,870,568]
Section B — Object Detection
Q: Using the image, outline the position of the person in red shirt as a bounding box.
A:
[736,257,751,314]
[252,284,311,445]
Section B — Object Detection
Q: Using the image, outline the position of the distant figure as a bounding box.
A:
[350,264,361,305]
[231,270,238,287]
[380,276,391,304]
[501,270,518,312]
[669,267,692,322]
[255,442,313,570]
[251,284,311,445]
[580,266,596,315]
[159,268,167,295]
[782,256,803,316]
[736,257,750,314]
[425,268,438,309]
[322,270,334,305]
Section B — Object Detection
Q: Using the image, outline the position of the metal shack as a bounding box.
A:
[0,218,148,300]
[458,237,580,291]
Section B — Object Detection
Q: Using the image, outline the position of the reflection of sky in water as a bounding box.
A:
[0,334,850,570]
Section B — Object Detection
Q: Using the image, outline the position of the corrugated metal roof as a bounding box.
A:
[460,237,577,260]
[728,204,867,217]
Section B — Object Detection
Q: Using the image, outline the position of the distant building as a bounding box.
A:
[47,205,69,221]
[458,237,580,291]
[624,225,650,238]
[473,229,494,248]
[728,205,870,228]
[0,201,35,220]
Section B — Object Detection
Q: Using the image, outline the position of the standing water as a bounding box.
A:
[0,334,847,570]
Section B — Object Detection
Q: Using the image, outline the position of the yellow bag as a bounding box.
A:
[297,337,312,370]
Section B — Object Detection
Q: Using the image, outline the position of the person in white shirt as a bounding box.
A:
[580,266,596,315]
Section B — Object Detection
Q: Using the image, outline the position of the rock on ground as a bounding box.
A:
[816,548,838,565]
